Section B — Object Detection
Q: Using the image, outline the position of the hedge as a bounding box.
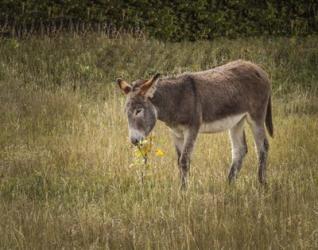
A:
[0,0,317,40]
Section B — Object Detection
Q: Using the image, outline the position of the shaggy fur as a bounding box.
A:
[117,60,273,188]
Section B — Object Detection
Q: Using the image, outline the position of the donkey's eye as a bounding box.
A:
[135,108,143,116]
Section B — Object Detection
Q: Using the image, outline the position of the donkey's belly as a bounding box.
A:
[200,113,246,133]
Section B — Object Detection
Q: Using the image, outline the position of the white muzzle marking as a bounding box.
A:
[129,127,145,144]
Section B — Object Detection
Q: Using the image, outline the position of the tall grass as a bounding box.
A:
[0,34,318,249]
[1,35,318,95]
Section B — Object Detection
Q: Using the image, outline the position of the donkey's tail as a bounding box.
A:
[265,95,274,137]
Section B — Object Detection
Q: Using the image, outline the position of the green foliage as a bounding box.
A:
[1,0,317,40]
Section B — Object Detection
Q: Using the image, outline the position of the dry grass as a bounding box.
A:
[0,35,318,249]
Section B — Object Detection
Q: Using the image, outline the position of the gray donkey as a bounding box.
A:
[117,60,273,188]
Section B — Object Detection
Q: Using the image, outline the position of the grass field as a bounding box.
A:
[0,34,318,249]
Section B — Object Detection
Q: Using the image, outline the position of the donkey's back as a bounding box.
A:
[191,60,271,124]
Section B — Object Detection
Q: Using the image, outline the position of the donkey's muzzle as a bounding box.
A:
[130,135,145,146]
[129,128,144,146]
[131,137,140,146]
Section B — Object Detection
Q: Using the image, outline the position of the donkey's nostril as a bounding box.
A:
[131,137,139,145]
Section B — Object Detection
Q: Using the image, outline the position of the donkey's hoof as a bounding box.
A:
[180,181,188,191]
[228,169,237,184]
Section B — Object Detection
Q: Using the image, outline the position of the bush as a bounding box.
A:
[0,0,317,40]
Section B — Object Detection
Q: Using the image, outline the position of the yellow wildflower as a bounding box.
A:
[155,148,165,157]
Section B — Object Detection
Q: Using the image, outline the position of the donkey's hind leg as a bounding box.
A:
[249,120,269,184]
[228,118,248,183]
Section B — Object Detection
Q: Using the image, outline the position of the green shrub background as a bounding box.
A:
[1,0,317,40]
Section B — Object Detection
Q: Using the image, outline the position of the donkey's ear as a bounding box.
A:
[140,73,160,98]
[116,78,132,94]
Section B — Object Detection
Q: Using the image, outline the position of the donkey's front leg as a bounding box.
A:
[171,129,184,162]
[179,126,199,189]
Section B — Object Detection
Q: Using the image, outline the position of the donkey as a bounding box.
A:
[116,60,273,188]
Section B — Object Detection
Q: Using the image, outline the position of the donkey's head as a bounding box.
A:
[116,74,160,145]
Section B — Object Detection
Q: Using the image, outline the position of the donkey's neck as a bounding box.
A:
[149,81,181,126]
